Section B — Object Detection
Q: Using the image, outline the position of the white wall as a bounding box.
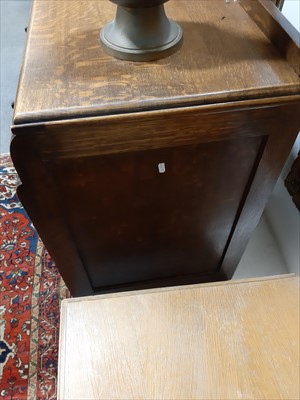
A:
[282,0,300,31]
[264,0,300,275]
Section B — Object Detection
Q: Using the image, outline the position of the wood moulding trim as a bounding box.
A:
[11,96,300,161]
[13,84,300,126]
[12,93,300,134]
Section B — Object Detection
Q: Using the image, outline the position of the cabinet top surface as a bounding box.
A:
[14,0,299,125]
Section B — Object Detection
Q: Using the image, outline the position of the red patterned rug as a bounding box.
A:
[0,154,70,399]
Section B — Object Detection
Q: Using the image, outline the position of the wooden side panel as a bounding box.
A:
[222,102,300,278]
[10,137,94,296]
[50,136,263,290]
[11,101,300,295]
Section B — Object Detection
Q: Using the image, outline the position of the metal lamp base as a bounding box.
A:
[100,1,183,62]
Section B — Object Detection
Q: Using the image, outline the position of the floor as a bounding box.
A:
[0,0,291,280]
[0,0,31,152]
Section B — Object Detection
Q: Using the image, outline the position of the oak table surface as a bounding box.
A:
[58,274,300,400]
[14,0,299,124]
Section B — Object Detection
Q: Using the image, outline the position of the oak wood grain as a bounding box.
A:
[222,100,300,278]
[11,100,298,295]
[241,0,300,75]
[11,98,300,159]
[13,0,299,125]
[10,0,300,296]
[58,274,300,400]
[11,144,93,296]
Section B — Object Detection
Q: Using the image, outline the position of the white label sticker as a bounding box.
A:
[158,163,166,173]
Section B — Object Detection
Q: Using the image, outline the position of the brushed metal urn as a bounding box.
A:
[100,0,183,61]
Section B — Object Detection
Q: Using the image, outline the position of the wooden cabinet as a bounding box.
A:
[11,0,300,296]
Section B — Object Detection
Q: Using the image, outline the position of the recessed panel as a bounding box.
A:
[53,136,263,289]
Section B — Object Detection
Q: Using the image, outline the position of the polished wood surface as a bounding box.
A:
[46,138,263,290]
[14,0,299,124]
[11,99,299,295]
[12,97,299,158]
[240,0,300,75]
[11,0,300,296]
[58,274,300,400]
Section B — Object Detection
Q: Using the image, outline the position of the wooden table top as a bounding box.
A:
[58,274,300,399]
[14,0,299,125]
